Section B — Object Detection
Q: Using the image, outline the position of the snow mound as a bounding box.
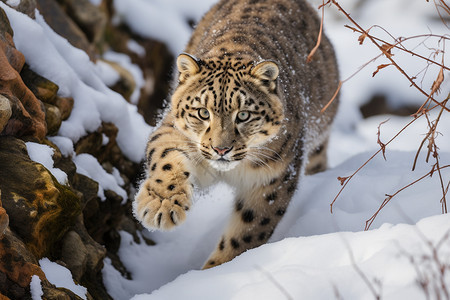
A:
[135,214,450,300]
[103,151,450,299]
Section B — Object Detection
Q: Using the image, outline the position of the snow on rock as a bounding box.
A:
[30,275,43,300]
[25,142,68,185]
[127,39,146,58]
[73,153,127,202]
[47,136,75,157]
[87,0,102,6]
[102,257,131,300]
[103,50,145,104]
[5,0,20,7]
[94,60,121,87]
[39,258,88,300]
[0,3,152,163]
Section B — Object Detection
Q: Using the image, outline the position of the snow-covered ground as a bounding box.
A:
[2,0,449,299]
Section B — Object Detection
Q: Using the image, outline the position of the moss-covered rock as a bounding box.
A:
[20,64,59,105]
[0,137,81,258]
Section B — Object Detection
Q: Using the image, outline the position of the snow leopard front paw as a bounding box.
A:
[134,179,191,230]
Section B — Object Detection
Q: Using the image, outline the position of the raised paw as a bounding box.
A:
[134,180,191,231]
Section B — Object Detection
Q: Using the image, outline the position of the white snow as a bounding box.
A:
[112,0,218,54]
[314,0,450,111]
[329,111,450,168]
[94,59,121,87]
[30,275,43,300]
[1,0,449,299]
[39,258,88,300]
[73,153,127,202]
[133,214,450,300]
[25,142,68,185]
[102,133,110,146]
[102,151,450,299]
[47,136,75,157]
[6,0,20,7]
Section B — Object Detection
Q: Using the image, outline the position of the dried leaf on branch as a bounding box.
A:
[372,64,391,77]
[380,43,394,58]
[358,32,368,45]
[337,176,349,186]
[430,67,444,95]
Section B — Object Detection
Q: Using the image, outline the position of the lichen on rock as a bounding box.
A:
[0,137,81,258]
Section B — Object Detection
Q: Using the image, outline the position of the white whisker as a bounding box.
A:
[249,146,283,162]
[245,153,273,171]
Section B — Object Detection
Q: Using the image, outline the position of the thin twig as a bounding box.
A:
[307,0,326,63]
[326,0,449,224]
[330,114,424,213]
[344,25,450,71]
[365,165,450,230]
[321,81,342,113]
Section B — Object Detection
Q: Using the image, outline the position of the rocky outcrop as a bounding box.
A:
[106,27,174,125]
[0,0,173,298]
[0,228,86,300]
[0,137,81,258]
[35,0,96,60]
[57,0,108,49]
[0,8,47,142]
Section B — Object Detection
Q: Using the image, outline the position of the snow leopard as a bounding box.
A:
[134,0,339,268]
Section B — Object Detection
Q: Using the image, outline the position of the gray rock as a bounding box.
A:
[0,94,12,133]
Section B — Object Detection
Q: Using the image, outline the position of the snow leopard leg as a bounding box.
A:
[203,169,299,269]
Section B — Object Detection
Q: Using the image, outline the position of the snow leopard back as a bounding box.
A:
[185,0,339,173]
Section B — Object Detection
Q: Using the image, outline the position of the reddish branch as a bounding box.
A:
[345,25,450,71]
[314,0,450,228]
[330,114,425,213]
[323,0,449,112]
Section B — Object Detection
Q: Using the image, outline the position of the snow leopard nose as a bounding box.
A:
[212,146,233,156]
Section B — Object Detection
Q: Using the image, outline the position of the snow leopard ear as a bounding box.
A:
[177,53,200,81]
[251,61,279,81]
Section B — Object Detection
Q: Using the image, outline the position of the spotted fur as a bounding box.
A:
[134,0,339,269]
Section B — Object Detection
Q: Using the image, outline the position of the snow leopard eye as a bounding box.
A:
[236,111,250,123]
[198,108,210,120]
